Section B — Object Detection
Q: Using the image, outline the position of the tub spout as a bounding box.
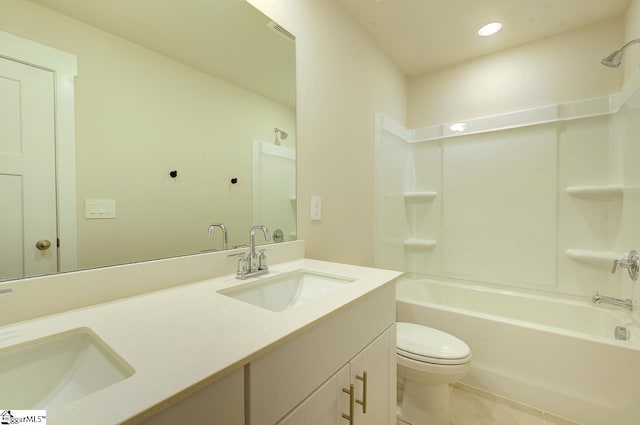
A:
[615,325,630,341]
[592,292,633,311]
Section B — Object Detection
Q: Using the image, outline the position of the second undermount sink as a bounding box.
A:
[218,270,356,312]
[0,327,134,410]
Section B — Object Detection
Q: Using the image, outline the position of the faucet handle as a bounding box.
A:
[228,252,248,276]
[258,249,268,270]
[612,250,639,281]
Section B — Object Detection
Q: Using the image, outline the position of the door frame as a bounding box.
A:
[0,30,78,272]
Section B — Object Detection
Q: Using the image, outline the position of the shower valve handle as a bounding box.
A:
[612,250,639,281]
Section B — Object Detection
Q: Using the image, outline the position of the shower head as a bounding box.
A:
[601,38,640,68]
[274,128,288,141]
[275,128,288,139]
[601,50,624,68]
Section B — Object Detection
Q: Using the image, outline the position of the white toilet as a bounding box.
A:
[396,322,471,425]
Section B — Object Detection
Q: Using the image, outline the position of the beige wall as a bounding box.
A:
[247,0,408,266]
[408,18,625,128]
[0,0,296,269]
[625,0,640,82]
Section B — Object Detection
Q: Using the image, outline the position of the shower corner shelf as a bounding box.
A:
[565,185,624,201]
[565,249,623,267]
[403,192,437,201]
[403,239,437,249]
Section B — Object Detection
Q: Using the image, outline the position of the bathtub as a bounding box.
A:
[396,275,640,425]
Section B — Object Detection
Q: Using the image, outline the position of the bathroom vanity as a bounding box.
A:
[142,268,396,425]
[0,243,400,425]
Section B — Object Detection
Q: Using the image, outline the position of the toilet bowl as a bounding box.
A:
[396,322,471,425]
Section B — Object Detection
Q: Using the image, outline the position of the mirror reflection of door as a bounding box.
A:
[0,56,58,281]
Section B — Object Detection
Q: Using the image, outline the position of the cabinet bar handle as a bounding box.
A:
[356,371,368,414]
[342,384,355,424]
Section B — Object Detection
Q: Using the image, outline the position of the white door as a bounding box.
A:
[0,56,57,280]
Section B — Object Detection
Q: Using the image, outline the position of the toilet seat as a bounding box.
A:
[397,322,471,365]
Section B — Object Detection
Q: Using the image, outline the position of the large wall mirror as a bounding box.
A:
[0,0,296,282]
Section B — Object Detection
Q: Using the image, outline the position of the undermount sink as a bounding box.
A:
[0,327,134,409]
[218,269,356,312]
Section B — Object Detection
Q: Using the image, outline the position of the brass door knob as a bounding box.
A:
[36,239,51,251]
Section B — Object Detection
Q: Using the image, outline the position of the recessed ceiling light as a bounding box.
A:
[478,22,503,37]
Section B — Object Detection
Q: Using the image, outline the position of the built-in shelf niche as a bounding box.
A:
[565,185,624,201]
[565,186,624,268]
[403,239,437,249]
[403,192,437,201]
[402,193,438,249]
[565,249,623,267]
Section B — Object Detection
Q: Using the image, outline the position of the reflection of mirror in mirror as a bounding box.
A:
[0,0,296,282]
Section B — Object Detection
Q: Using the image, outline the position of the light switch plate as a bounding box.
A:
[311,195,321,221]
[85,199,116,219]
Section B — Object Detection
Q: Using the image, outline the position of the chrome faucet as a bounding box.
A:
[208,224,228,251]
[229,225,270,280]
[592,292,634,311]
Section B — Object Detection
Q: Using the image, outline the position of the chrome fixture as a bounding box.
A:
[272,228,284,243]
[229,225,271,280]
[207,223,228,251]
[615,325,630,341]
[274,128,288,145]
[592,292,633,311]
[611,250,639,281]
[0,288,13,296]
[249,225,270,271]
[601,38,640,67]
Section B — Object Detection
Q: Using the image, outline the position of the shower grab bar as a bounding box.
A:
[592,292,633,311]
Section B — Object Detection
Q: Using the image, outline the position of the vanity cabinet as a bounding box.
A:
[139,367,244,425]
[276,327,395,425]
[140,278,396,425]
[248,283,396,425]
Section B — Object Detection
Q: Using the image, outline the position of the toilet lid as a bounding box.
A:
[396,322,470,363]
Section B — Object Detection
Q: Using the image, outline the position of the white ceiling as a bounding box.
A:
[336,0,631,76]
[27,0,632,94]
[29,0,296,107]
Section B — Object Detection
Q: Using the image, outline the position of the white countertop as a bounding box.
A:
[0,258,401,425]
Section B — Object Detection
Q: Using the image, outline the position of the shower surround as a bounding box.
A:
[375,72,640,424]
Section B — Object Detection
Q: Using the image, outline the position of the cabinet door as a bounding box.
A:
[350,326,396,425]
[277,365,350,425]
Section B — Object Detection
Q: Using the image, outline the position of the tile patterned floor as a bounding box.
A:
[397,383,582,425]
